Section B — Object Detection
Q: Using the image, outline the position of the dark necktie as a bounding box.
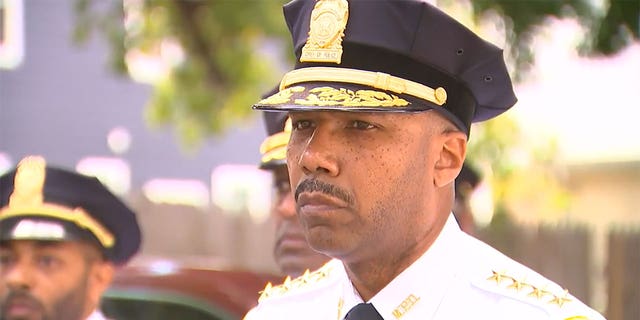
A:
[344,303,384,320]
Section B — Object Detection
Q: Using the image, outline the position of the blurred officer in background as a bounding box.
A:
[246,0,605,319]
[0,156,141,320]
[259,112,330,277]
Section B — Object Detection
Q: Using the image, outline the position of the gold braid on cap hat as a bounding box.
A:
[0,156,115,248]
[280,67,447,106]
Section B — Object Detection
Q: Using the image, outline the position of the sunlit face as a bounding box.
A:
[0,240,108,320]
[271,166,330,277]
[286,110,449,264]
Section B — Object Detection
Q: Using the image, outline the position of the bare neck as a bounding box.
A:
[343,214,448,301]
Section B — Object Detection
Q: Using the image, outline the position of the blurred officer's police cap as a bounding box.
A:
[0,156,141,265]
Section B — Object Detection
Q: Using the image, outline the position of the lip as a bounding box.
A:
[276,231,309,250]
[297,192,348,214]
[4,299,39,317]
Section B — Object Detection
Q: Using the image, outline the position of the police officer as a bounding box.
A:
[245,0,605,319]
[0,156,141,320]
[259,112,479,275]
[260,112,330,277]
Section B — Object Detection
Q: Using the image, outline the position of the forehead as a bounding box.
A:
[288,110,435,122]
[0,239,83,254]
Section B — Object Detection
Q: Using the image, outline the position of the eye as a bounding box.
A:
[292,120,313,130]
[36,255,61,269]
[347,120,375,130]
[0,252,15,267]
[274,179,291,195]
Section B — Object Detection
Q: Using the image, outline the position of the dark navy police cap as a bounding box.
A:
[254,0,517,135]
[0,156,141,265]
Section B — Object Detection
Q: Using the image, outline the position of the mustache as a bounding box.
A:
[1,289,43,314]
[294,179,354,206]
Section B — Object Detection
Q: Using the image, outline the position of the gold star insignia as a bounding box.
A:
[302,269,311,283]
[282,276,292,290]
[258,282,273,302]
[528,286,547,299]
[550,290,572,307]
[507,278,525,292]
[488,270,507,284]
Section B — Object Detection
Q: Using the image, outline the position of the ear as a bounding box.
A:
[434,131,467,188]
[87,261,115,306]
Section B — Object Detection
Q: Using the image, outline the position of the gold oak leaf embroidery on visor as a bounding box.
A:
[294,87,410,107]
[260,86,306,105]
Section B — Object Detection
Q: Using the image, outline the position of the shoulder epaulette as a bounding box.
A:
[483,270,572,307]
[473,270,600,320]
[258,263,335,302]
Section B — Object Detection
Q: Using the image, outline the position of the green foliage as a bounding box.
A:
[592,0,640,55]
[74,0,128,73]
[74,0,639,145]
[74,0,290,147]
[71,0,637,221]
[467,115,572,222]
[468,0,639,79]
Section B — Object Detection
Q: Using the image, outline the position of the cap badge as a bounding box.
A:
[300,0,349,64]
[11,219,66,240]
[9,156,47,208]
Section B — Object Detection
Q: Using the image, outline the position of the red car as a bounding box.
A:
[102,260,281,320]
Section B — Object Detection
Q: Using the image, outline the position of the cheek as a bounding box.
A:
[349,145,407,211]
[286,143,304,185]
[30,272,66,313]
[0,281,7,301]
[359,135,430,208]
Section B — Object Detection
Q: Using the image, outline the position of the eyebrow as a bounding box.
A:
[33,240,66,249]
[0,240,64,251]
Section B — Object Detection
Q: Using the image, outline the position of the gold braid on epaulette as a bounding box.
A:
[258,265,334,302]
[487,270,573,307]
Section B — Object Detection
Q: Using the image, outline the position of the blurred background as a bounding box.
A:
[1,0,638,319]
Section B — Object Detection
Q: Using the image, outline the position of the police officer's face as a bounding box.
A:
[0,240,113,320]
[271,166,330,277]
[287,110,462,264]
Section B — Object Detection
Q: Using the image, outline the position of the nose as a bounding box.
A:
[4,261,33,291]
[275,191,297,219]
[294,127,340,177]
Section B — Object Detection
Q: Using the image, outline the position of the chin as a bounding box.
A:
[306,232,347,258]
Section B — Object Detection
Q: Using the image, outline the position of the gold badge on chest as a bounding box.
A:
[300,0,349,64]
[392,294,421,319]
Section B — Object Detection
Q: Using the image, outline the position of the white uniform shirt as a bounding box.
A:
[245,214,605,320]
[86,310,109,320]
